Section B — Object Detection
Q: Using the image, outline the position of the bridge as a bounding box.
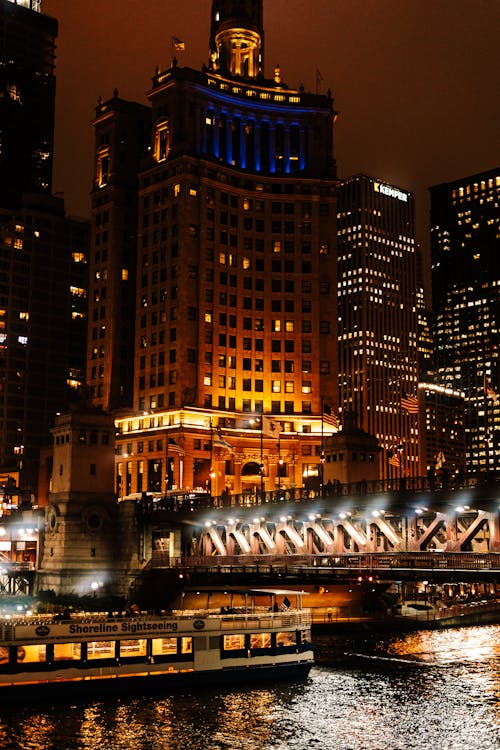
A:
[134,478,500,583]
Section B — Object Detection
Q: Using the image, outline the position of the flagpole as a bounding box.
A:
[209,418,214,498]
[485,386,489,476]
[165,428,169,495]
[320,398,325,495]
[278,433,282,492]
[260,418,264,499]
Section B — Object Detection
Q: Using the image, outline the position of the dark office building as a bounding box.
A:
[0,1,89,493]
[431,168,500,476]
[0,0,56,208]
[91,0,339,496]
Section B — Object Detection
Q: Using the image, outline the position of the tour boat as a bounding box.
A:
[0,589,313,698]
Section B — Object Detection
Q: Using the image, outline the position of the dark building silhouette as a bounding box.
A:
[0,0,56,207]
[0,0,89,493]
[431,168,500,476]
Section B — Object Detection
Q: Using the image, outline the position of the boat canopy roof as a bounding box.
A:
[184,587,308,596]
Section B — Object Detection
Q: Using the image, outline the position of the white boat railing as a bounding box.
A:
[0,608,312,642]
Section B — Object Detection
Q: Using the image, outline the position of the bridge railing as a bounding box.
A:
[152,551,500,572]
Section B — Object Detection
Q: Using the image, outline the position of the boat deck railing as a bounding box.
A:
[0,608,312,640]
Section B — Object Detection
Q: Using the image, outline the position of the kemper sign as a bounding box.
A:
[374,181,408,202]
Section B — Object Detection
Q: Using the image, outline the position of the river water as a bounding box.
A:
[0,624,498,750]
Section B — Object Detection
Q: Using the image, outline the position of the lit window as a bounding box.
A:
[121,268,129,281]
[155,122,170,161]
[70,286,86,298]
[272,380,281,393]
[174,183,181,197]
[96,147,110,187]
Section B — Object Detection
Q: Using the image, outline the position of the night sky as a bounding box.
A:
[43,0,500,259]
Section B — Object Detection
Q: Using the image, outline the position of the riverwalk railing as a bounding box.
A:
[133,475,499,515]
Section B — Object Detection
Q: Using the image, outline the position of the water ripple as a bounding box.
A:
[0,625,498,750]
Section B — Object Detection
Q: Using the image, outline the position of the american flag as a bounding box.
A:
[323,403,339,430]
[213,430,234,453]
[401,392,419,414]
[388,452,401,467]
[484,376,498,404]
[172,37,186,52]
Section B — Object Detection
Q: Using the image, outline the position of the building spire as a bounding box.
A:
[209,0,264,79]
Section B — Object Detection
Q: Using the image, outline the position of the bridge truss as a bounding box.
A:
[191,499,500,559]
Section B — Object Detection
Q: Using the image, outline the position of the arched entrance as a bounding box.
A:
[240,460,262,495]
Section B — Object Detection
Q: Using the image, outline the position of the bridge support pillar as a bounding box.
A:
[489,512,500,552]
[445,512,461,552]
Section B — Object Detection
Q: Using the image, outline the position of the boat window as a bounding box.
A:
[19,644,46,663]
[181,637,193,654]
[276,632,296,647]
[87,641,115,660]
[54,643,81,661]
[120,639,147,657]
[299,629,311,645]
[223,634,245,651]
[152,637,178,655]
[250,633,271,649]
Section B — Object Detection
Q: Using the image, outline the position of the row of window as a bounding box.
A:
[54,431,110,446]
[117,441,327,456]
[1,630,303,670]
[139,356,325,373]
[136,395,319,413]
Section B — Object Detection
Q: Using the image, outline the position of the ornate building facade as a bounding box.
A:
[89,1,339,497]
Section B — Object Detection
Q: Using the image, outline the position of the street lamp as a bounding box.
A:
[209,468,216,500]
[320,450,326,495]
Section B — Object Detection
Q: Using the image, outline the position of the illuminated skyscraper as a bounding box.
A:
[431,168,500,476]
[91,0,339,496]
[337,175,419,479]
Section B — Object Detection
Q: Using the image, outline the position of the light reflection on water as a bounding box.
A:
[0,625,498,750]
